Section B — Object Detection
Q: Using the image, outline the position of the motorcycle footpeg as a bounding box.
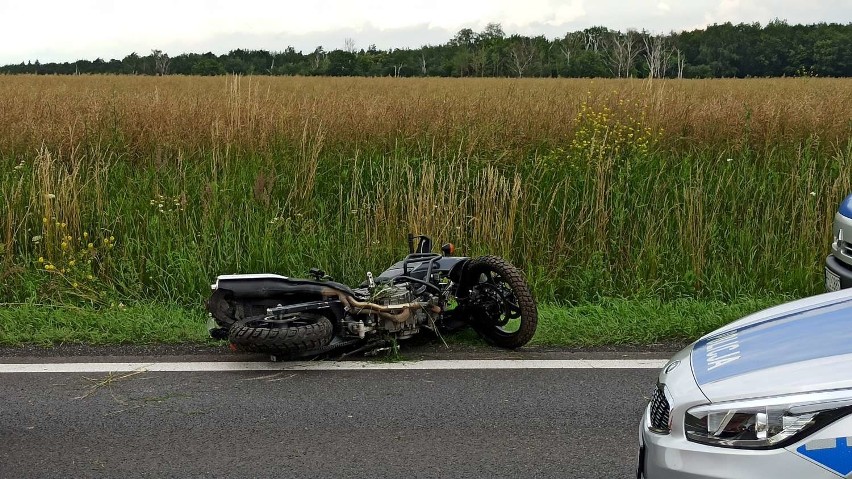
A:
[365,346,394,357]
[340,340,390,359]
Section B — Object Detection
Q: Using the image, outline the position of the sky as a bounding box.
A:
[0,0,850,64]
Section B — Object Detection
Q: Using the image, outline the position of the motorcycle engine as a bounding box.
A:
[349,284,429,340]
[374,284,425,339]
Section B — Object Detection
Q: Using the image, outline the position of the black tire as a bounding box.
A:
[228,313,334,356]
[462,256,537,349]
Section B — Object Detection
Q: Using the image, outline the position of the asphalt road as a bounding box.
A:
[0,365,659,478]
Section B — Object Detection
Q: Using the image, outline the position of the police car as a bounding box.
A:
[826,193,852,292]
[638,288,852,478]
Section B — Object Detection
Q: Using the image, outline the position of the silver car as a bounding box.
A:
[826,193,852,292]
[638,288,852,478]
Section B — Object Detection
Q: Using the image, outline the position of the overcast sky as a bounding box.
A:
[1,0,850,64]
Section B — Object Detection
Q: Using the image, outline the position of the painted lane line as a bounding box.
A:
[0,359,668,373]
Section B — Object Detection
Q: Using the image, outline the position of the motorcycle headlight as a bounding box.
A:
[685,390,852,449]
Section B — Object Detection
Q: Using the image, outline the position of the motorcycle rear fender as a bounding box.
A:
[211,274,288,293]
[213,274,355,297]
[211,274,353,321]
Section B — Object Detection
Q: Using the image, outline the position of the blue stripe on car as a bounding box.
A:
[692,299,852,384]
[796,437,852,477]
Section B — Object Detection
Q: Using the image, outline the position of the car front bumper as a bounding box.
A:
[638,346,848,479]
[826,255,852,291]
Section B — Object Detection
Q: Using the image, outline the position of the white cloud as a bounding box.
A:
[703,0,772,25]
[0,0,849,63]
[551,1,588,25]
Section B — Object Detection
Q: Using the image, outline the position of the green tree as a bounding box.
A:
[192,58,226,76]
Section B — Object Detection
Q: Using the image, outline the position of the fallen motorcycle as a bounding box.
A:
[206,234,537,358]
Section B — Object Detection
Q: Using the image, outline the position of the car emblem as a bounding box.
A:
[664,360,680,374]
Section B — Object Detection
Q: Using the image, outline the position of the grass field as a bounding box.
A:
[1,75,850,346]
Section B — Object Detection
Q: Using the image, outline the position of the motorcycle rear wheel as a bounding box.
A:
[228,313,333,356]
[462,255,537,349]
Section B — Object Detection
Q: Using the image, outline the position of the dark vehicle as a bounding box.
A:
[826,193,852,292]
[206,234,537,357]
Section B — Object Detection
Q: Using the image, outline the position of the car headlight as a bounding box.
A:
[685,390,852,449]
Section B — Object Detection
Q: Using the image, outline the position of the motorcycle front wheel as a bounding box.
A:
[228,313,334,356]
[462,255,538,349]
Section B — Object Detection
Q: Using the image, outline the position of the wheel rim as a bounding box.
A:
[469,269,523,334]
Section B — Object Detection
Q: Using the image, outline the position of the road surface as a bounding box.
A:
[0,357,665,478]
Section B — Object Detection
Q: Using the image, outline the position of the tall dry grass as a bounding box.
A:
[0,75,848,155]
[1,75,850,305]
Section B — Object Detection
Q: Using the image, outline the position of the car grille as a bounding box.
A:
[649,387,671,434]
[841,240,852,257]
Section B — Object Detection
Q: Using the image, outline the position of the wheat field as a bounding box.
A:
[1,75,850,307]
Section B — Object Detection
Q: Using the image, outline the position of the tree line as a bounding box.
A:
[3,21,850,78]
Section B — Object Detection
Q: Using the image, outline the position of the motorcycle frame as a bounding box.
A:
[209,242,472,333]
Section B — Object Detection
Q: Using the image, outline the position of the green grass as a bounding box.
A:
[3,140,847,308]
[0,296,788,347]
[0,303,210,346]
[532,297,786,346]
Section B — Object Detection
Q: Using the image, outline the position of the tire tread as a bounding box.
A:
[466,255,537,349]
[228,315,334,356]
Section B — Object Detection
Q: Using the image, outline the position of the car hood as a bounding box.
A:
[691,289,852,402]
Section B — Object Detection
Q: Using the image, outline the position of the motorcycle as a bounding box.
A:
[205,234,537,358]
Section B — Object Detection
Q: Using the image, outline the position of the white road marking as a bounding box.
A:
[0,359,667,374]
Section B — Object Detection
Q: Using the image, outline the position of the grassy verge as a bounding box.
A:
[0,296,788,348]
[0,303,210,346]
[531,297,786,346]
